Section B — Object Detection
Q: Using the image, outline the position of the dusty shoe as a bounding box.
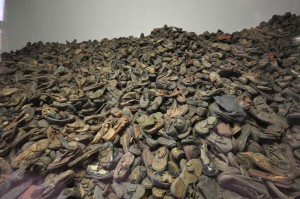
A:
[30,170,75,199]
[193,116,217,135]
[215,121,232,137]
[113,152,135,182]
[11,139,50,169]
[47,146,83,170]
[197,175,223,199]
[151,170,178,189]
[111,181,145,199]
[142,148,154,178]
[249,95,288,128]
[206,131,233,154]
[252,153,288,176]
[152,147,169,171]
[233,124,251,152]
[129,165,147,184]
[213,95,247,123]
[57,187,81,199]
[218,172,270,198]
[85,164,113,180]
[170,159,203,198]
[1,177,35,199]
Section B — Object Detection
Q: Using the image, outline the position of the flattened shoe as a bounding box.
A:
[47,146,83,170]
[141,148,154,178]
[102,116,129,142]
[30,170,75,199]
[249,95,288,128]
[166,104,189,118]
[152,147,169,171]
[197,175,223,199]
[206,131,233,154]
[234,123,251,152]
[129,165,147,184]
[1,177,34,199]
[56,187,81,199]
[151,170,178,189]
[68,144,101,168]
[193,116,217,135]
[11,139,50,169]
[252,153,288,176]
[218,172,270,199]
[113,152,134,182]
[111,181,145,199]
[85,164,114,180]
[248,169,293,185]
[213,95,247,123]
[99,142,114,169]
[170,159,203,198]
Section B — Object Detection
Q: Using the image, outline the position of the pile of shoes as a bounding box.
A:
[1,12,300,198]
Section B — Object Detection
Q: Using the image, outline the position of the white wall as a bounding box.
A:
[2,0,300,52]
